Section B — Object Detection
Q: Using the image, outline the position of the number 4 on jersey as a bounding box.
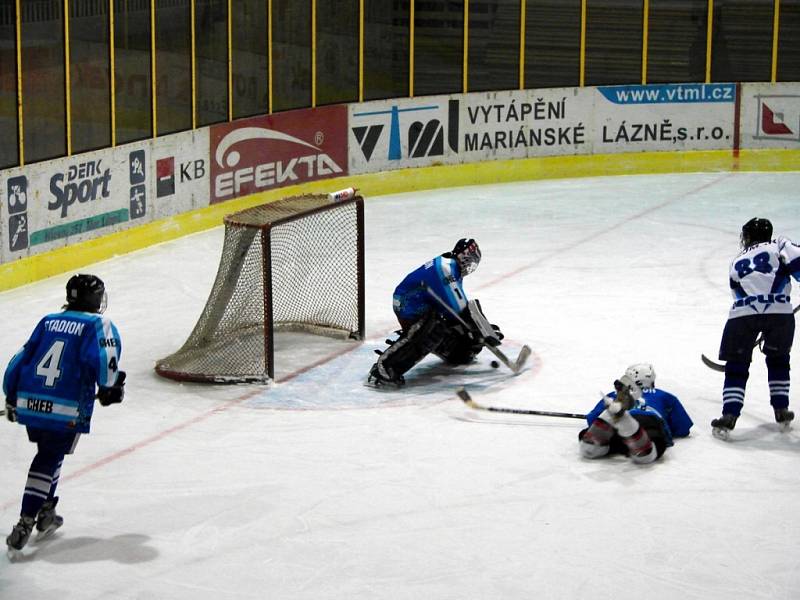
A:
[36,340,66,387]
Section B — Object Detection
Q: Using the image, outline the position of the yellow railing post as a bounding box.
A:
[151,0,157,137]
[110,0,116,147]
[579,0,586,87]
[15,0,23,165]
[705,0,714,83]
[191,0,197,128]
[311,0,316,107]
[771,0,780,83]
[64,0,72,156]
[268,0,272,113]
[463,0,469,94]
[409,0,414,97]
[228,0,233,120]
[519,0,526,90]
[359,0,364,102]
[641,0,649,84]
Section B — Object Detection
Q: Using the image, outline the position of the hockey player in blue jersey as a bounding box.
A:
[4,274,126,556]
[711,218,800,440]
[579,364,693,464]
[368,238,503,387]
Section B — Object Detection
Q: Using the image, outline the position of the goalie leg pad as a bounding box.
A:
[616,413,656,464]
[578,419,614,459]
[372,312,449,382]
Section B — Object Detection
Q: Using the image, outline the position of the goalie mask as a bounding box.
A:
[452,238,481,276]
[625,363,656,390]
[740,217,772,249]
[65,274,107,314]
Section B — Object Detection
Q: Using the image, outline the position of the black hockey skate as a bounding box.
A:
[774,409,795,432]
[367,363,405,388]
[6,515,35,558]
[711,414,738,441]
[36,498,63,540]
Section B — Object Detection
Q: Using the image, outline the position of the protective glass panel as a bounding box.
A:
[413,2,463,96]
[114,0,152,144]
[70,0,111,153]
[0,3,18,168]
[156,0,191,134]
[524,0,581,89]
[712,0,774,83]
[468,0,520,93]
[778,0,800,81]
[363,0,409,101]
[317,0,358,106]
[21,1,66,162]
[232,0,268,118]
[273,0,311,112]
[196,0,228,126]
[585,0,642,86]
[647,0,707,84]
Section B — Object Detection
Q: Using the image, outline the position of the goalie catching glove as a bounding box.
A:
[97,370,126,406]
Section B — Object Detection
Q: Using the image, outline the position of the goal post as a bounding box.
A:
[155,191,365,383]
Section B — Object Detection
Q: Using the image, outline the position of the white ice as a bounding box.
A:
[1,171,800,599]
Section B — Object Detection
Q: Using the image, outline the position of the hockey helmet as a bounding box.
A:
[65,274,107,313]
[452,238,481,276]
[740,218,772,249]
[625,363,656,390]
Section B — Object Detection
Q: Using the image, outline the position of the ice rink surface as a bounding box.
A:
[1,171,800,599]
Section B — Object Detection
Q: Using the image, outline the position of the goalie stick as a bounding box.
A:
[425,286,531,374]
[702,304,800,372]
[457,387,586,419]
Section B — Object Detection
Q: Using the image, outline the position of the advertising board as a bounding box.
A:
[740,82,800,149]
[209,105,348,204]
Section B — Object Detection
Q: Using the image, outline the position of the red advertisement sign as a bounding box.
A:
[209,105,348,204]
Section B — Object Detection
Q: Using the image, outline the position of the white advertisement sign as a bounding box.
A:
[0,129,210,263]
[349,96,461,174]
[592,83,737,153]
[348,83,739,175]
[740,82,800,149]
[150,129,210,219]
[460,88,592,160]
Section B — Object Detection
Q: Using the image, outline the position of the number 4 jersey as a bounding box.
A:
[3,310,122,433]
[728,236,800,320]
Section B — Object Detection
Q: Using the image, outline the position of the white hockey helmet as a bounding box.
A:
[625,363,656,390]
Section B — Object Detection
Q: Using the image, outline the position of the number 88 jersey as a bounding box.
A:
[3,310,122,433]
[728,236,800,319]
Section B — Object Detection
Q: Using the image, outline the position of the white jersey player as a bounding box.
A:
[711,218,800,439]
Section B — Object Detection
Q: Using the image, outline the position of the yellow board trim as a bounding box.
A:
[2,148,799,292]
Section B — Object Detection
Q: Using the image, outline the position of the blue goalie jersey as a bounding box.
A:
[586,388,693,447]
[3,310,122,433]
[392,255,468,323]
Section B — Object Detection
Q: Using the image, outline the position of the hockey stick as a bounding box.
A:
[425,287,531,374]
[701,304,800,372]
[457,387,586,419]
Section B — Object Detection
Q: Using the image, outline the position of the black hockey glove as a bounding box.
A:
[5,401,17,423]
[98,371,126,406]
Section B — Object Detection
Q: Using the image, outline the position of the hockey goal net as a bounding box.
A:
[155,192,365,383]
